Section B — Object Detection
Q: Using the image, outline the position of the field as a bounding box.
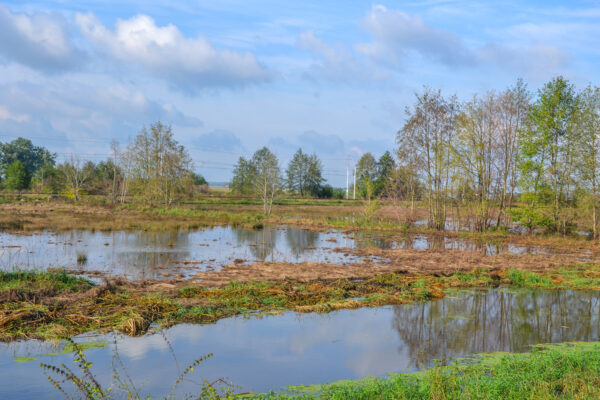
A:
[2,193,600,398]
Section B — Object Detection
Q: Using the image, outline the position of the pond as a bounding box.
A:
[0,226,585,280]
[2,289,599,398]
[0,226,366,280]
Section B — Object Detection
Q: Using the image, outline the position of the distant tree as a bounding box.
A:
[356,153,377,199]
[375,151,395,196]
[230,157,257,195]
[129,121,194,205]
[286,148,325,197]
[4,160,31,190]
[252,147,281,215]
[0,138,55,179]
[191,173,207,186]
[57,157,93,201]
[33,161,61,193]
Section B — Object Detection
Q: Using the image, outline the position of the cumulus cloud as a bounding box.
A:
[356,5,475,67]
[75,13,272,91]
[193,130,243,151]
[0,4,83,72]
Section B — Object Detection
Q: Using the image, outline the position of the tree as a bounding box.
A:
[578,85,600,238]
[57,157,93,201]
[375,151,395,196]
[230,157,257,195]
[286,148,325,197]
[191,173,207,186]
[130,121,193,205]
[4,160,31,190]
[252,147,281,215]
[0,138,55,179]
[454,91,499,231]
[495,79,530,227]
[519,76,579,233]
[398,88,458,230]
[230,147,281,214]
[356,153,377,199]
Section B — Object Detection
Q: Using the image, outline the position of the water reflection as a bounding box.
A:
[0,226,361,280]
[2,289,599,399]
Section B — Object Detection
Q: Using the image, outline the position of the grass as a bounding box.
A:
[251,342,600,399]
[3,264,600,342]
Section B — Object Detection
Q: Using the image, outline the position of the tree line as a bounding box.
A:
[395,77,600,235]
[0,122,206,205]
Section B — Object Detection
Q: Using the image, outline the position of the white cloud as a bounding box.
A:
[355,5,571,77]
[0,4,83,72]
[296,30,388,83]
[0,105,29,122]
[75,12,272,91]
[356,5,475,67]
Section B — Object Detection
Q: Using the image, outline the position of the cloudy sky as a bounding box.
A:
[0,1,598,185]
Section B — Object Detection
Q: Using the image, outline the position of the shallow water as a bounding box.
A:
[0,226,586,280]
[2,289,599,398]
[0,226,367,280]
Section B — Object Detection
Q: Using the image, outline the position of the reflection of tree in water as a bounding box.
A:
[233,227,278,261]
[354,231,394,250]
[284,227,319,257]
[392,290,600,368]
[113,231,191,278]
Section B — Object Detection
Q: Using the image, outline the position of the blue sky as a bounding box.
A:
[0,1,599,185]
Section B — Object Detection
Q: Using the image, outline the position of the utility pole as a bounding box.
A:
[346,166,349,199]
[353,167,356,200]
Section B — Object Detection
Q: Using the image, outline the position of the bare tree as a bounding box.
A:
[495,80,530,227]
[398,88,458,230]
[58,155,93,201]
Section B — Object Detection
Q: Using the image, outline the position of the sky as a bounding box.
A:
[0,1,599,186]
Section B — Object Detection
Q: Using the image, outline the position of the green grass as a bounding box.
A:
[3,265,600,342]
[252,342,600,399]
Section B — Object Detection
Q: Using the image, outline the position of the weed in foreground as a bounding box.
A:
[41,336,235,400]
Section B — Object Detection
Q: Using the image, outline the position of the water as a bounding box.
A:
[0,226,587,280]
[2,289,599,398]
[0,226,370,280]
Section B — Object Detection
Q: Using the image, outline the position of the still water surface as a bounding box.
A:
[1,289,599,398]
[0,226,572,280]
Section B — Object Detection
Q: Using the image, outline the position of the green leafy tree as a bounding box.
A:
[129,121,193,205]
[230,157,257,195]
[252,147,281,215]
[356,152,377,199]
[4,160,31,190]
[286,148,325,197]
[0,137,55,179]
[519,76,580,233]
[375,151,395,196]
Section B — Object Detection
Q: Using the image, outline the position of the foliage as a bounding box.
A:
[519,76,580,233]
[286,148,325,197]
[0,137,55,178]
[129,121,194,205]
[231,147,281,215]
[4,160,31,190]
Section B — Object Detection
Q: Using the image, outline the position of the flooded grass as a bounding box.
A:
[256,342,600,399]
[3,264,600,342]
